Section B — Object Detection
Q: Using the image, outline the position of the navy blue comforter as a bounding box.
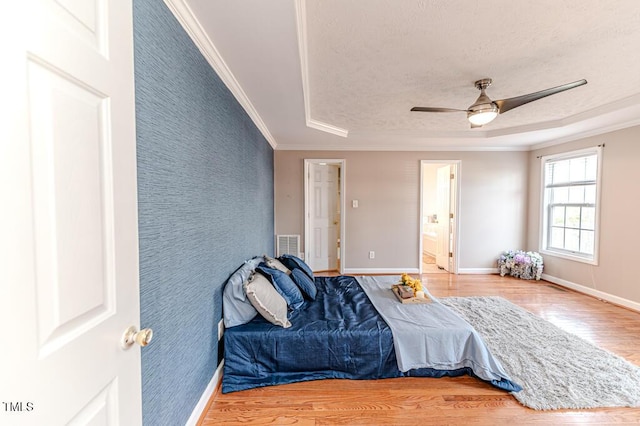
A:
[222,275,519,393]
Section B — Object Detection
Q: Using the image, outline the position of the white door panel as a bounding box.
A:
[28,59,116,358]
[1,1,141,425]
[308,164,339,271]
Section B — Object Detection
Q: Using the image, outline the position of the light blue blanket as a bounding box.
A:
[357,275,514,384]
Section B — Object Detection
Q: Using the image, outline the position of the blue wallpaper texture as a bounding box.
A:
[132,1,274,424]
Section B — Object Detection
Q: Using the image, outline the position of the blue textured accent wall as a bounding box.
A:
[133,1,274,424]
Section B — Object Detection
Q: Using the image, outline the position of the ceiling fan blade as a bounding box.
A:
[410,107,466,113]
[495,79,587,114]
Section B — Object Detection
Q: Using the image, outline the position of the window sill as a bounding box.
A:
[540,248,599,266]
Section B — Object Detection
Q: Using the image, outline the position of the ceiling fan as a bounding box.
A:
[411,78,587,128]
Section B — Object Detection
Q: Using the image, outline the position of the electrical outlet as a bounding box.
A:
[369,251,375,259]
[218,319,224,341]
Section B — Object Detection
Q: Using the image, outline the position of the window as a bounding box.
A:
[540,147,602,264]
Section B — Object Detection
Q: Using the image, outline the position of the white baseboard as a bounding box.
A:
[343,268,419,275]
[542,273,640,313]
[185,360,224,426]
[345,267,500,275]
[457,268,499,274]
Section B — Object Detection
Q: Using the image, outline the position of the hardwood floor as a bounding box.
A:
[422,253,448,274]
[202,274,640,425]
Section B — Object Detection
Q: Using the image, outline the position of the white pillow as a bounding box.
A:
[244,272,291,328]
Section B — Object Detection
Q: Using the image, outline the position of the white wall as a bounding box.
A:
[275,150,529,272]
[527,125,640,306]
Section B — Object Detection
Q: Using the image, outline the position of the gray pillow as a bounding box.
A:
[222,256,264,327]
[264,255,291,274]
[244,272,291,328]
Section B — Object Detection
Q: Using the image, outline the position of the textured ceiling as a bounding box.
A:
[184,0,640,150]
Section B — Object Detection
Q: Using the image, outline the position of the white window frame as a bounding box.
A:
[539,146,603,265]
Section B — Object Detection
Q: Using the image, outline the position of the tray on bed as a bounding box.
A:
[391,285,432,304]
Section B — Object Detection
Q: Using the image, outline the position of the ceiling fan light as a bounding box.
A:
[467,105,499,126]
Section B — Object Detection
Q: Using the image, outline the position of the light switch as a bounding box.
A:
[352,200,359,208]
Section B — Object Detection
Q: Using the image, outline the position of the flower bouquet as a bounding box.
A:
[498,250,543,280]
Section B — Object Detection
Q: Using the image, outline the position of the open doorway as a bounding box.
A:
[304,159,346,273]
[420,160,460,274]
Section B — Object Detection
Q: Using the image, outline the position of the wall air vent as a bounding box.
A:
[276,235,300,258]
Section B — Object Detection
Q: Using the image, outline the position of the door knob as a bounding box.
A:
[121,326,153,349]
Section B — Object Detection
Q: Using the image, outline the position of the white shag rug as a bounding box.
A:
[440,296,640,410]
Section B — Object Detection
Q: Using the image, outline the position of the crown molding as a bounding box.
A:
[163,0,277,149]
[530,94,640,150]
[307,119,349,137]
[274,143,531,152]
[294,0,348,138]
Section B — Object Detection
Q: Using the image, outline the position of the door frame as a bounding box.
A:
[419,160,461,274]
[304,159,346,274]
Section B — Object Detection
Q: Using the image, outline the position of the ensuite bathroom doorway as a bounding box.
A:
[420,160,460,274]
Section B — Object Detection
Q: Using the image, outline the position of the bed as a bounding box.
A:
[222,258,521,394]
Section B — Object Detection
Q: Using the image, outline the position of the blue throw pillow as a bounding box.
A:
[279,254,314,281]
[256,264,304,310]
[290,268,317,300]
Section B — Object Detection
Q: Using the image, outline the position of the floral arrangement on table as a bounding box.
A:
[498,250,544,280]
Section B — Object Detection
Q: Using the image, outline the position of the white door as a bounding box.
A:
[308,164,340,271]
[435,165,451,271]
[0,1,142,425]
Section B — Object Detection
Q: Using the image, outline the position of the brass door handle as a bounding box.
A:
[121,326,153,349]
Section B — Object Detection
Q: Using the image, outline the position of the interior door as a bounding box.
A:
[308,163,340,271]
[0,1,142,425]
[435,165,451,271]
